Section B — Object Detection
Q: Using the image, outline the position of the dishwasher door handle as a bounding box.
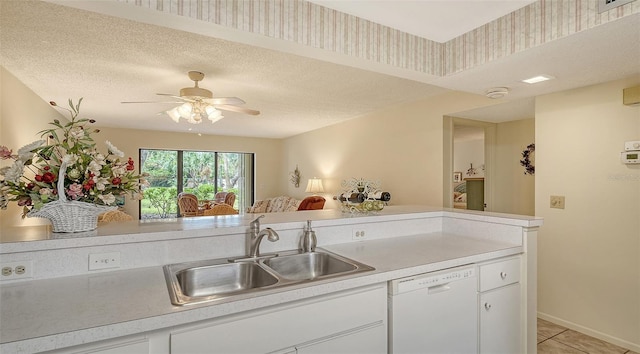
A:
[427,283,451,295]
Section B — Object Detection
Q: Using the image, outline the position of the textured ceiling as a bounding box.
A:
[0,1,446,138]
[1,1,639,138]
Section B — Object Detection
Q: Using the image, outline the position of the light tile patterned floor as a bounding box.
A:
[537,318,639,354]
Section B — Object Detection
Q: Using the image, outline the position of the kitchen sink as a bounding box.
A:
[164,249,374,306]
[175,262,279,297]
[263,252,357,281]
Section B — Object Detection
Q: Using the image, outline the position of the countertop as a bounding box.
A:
[0,205,542,253]
[0,231,522,352]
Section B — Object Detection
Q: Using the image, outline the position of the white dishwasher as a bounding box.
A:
[388,264,478,354]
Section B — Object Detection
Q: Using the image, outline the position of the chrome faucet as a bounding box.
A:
[301,220,317,253]
[248,215,279,258]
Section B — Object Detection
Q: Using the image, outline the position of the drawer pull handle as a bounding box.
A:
[484,303,492,311]
[500,272,507,280]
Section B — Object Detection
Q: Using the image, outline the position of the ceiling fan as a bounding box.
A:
[122,71,259,124]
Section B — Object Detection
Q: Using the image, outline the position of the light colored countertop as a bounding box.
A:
[1,232,520,352]
[0,205,541,252]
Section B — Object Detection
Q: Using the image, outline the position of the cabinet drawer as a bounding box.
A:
[170,284,387,353]
[479,257,520,292]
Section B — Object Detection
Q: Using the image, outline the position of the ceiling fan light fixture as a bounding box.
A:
[151,71,258,124]
[166,107,181,123]
[177,103,193,117]
[206,107,224,123]
[187,114,203,124]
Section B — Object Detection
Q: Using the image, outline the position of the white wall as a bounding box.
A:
[536,77,640,350]
[454,138,484,178]
[493,118,535,216]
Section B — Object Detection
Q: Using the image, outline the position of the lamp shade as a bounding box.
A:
[305,178,324,194]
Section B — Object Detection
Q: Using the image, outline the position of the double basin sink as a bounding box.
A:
[163,249,374,306]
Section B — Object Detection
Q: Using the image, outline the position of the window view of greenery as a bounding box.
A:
[140,149,254,219]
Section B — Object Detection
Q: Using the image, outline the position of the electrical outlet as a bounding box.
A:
[352,229,366,241]
[0,261,33,280]
[550,195,565,209]
[89,252,121,271]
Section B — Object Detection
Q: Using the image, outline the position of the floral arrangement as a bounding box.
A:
[0,98,148,217]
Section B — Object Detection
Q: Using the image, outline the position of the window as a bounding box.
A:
[139,149,254,219]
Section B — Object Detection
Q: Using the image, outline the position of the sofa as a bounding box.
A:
[247,196,326,213]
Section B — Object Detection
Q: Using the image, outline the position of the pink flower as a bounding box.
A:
[0,146,13,159]
[67,183,84,200]
[17,197,32,206]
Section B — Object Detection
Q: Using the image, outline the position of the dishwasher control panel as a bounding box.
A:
[391,265,476,295]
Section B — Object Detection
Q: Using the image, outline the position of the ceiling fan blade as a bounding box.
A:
[121,100,184,104]
[216,105,260,115]
[204,97,246,105]
[156,93,195,102]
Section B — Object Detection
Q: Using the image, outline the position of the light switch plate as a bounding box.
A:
[550,196,565,209]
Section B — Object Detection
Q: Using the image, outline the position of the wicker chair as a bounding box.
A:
[178,193,204,217]
[224,192,236,207]
[203,204,239,216]
[98,210,133,223]
[213,192,227,204]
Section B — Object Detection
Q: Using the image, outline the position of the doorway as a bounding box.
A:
[444,117,496,211]
[443,101,536,216]
[453,125,486,210]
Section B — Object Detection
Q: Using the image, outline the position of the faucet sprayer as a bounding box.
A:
[301,220,317,253]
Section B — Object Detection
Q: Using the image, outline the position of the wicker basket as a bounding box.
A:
[27,162,116,232]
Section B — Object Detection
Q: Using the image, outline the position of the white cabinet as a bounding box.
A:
[170,284,387,354]
[478,257,522,354]
[296,322,386,354]
[47,337,150,354]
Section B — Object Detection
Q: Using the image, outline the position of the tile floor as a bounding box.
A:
[537,318,638,354]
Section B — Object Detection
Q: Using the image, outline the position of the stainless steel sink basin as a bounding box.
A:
[164,249,374,306]
[176,262,279,297]
[263,252,357,281]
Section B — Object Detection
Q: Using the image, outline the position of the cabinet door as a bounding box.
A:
[170,285,387,354]
[296,322,386,354]
[52,338,149,354]
[479,283,521,354]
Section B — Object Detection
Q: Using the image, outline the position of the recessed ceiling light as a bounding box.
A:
[522,75,554,84]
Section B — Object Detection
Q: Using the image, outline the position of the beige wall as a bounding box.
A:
[493,118,535,215]
[283,91,495,210]
[0,67,66,227]
[536,77,640,350]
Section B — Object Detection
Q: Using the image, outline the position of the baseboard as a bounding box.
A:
[537,312,640,353]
